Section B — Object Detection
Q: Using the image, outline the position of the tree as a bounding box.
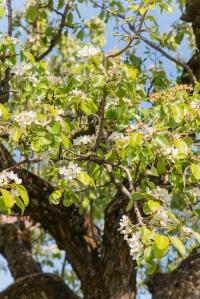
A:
[0,0,199,298]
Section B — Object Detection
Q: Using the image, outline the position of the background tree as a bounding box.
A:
[0,0,199,298]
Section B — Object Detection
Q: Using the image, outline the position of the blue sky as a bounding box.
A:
[0,0,192,297]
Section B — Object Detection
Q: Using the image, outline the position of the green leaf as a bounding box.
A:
[191,164,200,180]
[154,135,169,147]
[49,190,62,205]
[15,196,25,214]
[129,132,142,147]
[0,5,4,18]
[1,189,15,208]
[10,127,21,142]
[16,185,29,206]
[77,172,95,188]
[171,104,184,123]
[0,103,10,120]
[148,200,160,212]
[46,121,61,135]
[24,51,35,64]
[31,136,51,152]
[131,192,146,201]
[174,140,188,156]
[170,236,186,255]
[155,234,169,250]
[142,228,154,243]
[152,243,168,259]
[126,199,133,212]
[146,262,156,274]
[61,134,71,149]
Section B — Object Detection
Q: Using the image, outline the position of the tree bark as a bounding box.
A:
[0,144,137,299]
[0,273,80,299]
[149,248,200,299]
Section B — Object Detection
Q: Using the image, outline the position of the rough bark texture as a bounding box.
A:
[0,273,80,299]
[181,0,200,83]
[0,143,137,299]
[0,216,41,279]
[101,192,136,299]
[149,248,200,299]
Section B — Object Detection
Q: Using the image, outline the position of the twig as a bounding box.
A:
[61,252,67,278]
[93,86,108,150]
[4,158,42,171]
[106,37,134,59]
[139,36,196,84]
[6,0,13,37]
[35,0,74,61]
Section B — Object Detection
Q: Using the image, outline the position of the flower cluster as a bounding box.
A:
[119,215,143,260]
[59,162,82,181]
[0,170,22,186]
[14,111,37,129]
[73,134,96,146]
[77,45,100,58]
[46,74,63,85]
[190,99,200,110]
[109,132,126,141]
[148,187,172,206]
[28,74,39,87]
[155,206,171,226]
[12,63,32,76]
[70,89,87,101]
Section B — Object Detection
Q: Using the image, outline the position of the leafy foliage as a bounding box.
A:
[0,0,199,276]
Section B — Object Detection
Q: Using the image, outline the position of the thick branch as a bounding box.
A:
[181,0,200,83]
[149,247,200,299]
[0,216,41,279]
[0,273,80,299]
[0,143,101,292]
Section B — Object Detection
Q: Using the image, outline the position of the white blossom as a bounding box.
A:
[164,146,178,157]
[28,74,39,87]
[182,226,192,234]
[0,170,22,186]
[11,63,32,76]
[128,232,143,260]
[70,89,87,100]
[119,215,132,236]
[191,99,200,109]
[109,132,127,141]
[0,108,3,118]
[73,134,96,146]
[14,111,37,129]
[59,162,82,181]
[156,207,170,226]
[46,74,63,85]
[77,45,100,58]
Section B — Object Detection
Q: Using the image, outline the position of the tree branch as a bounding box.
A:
[0,273,80,299]
[0,143,101,294]
[35,0,74,61]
